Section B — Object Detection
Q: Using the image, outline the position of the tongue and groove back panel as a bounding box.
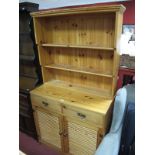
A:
[34,13,115,47]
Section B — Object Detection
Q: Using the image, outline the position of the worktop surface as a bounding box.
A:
[31,80,113,115]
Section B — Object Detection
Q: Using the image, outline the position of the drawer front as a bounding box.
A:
[31,95,61,113]
[63,105,104,127]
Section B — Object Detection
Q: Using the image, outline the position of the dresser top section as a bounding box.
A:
[31,80,113,115]
[30,4,125,17]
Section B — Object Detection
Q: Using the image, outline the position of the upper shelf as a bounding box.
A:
[44,64,113,78]
[41,43,115,51]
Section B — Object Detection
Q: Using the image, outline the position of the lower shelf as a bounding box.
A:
[44,64,113,78]
[49,80,111,98]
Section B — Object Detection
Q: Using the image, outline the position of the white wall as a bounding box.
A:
[19,0,127,9]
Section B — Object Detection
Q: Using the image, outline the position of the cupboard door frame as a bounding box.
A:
[62,117,69,153]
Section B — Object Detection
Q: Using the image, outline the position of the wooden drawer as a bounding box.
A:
[63,105,104,127]
[31,94,61,113]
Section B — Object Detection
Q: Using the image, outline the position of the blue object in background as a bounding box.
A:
[95,84,135,155]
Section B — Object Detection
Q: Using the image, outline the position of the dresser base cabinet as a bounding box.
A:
[31,81,113,155]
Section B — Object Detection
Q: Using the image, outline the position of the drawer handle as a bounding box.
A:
[42,101,48,107]
[77,112,86,119]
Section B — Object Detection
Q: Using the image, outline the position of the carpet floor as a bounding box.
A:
[19,132,62,155]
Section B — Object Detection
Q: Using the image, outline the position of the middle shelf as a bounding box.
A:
[44,64,113,78]
[41,43,115,51]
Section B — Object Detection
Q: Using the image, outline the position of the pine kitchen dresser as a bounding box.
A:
[30,4,125,155]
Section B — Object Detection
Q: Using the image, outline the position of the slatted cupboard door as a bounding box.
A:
[67,120,98,155]
[34,108,63,150]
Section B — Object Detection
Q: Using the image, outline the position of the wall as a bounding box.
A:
[97,0,135,24]
[108,0,135,24]
[122,0,135,24]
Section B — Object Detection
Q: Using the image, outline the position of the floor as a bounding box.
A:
[19,132,61,155]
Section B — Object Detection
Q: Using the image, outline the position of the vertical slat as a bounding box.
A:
[32,18,39,44]
[59,116,66,152]
[96,128,105,148]
[33,18,44,44]
[112,12,123,96]
[62,117,69,153]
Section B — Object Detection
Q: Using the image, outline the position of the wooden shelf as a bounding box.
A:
[44,64,113,78]
[41,43,115,51]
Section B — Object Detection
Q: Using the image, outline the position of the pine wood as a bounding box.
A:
[31,80,113,114]
[45,64,113,78]
[31,94,62,114]
[42,43,115,51]
[30,4,125,155]
[31,5,125,17]
[63,104,105,127]
[41,67,113,95]
[34,107,63,150]
[33,10,122,97]
[96,128,105,148]
[67,121,97,155]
